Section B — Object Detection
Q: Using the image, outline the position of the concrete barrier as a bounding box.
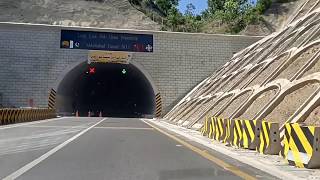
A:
[225,119,231,143]
[257,121,281,155]
[242,119,261,150]
[208,117,215,139]
[281,123,292,158]
[201,116,210,136]
[213,117,229,143]
[0,108,56,125]
[201,116,231,143]
[231,119,243,147]
[284,123,320,168]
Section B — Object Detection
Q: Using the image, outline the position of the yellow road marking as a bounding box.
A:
[143,120,257,180]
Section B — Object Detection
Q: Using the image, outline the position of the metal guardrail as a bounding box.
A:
[0,108,56,125]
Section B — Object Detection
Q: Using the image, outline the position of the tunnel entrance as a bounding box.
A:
[56,62,156,118]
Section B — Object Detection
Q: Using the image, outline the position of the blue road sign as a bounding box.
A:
[60,30,154,53]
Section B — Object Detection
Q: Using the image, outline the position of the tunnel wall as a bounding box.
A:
[0,23,262,113]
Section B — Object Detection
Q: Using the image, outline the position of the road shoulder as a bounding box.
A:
[143,119,317,180]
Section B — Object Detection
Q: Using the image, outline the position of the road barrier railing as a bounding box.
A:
[283,123,320,168]
[0,108,56,125]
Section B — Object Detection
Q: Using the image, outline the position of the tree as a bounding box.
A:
[184,15,202,32]
[166,8,184,31]
[255,0,272,14]
[155,0,179,15]
[185,3,196,16]
[210,0,249,33]
[159,0,270,34]
[208,0,225,13]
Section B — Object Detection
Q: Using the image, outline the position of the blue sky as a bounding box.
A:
[178,0,208,15]
[178,0,258,15]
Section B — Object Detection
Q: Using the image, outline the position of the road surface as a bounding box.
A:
[0,117,276,179]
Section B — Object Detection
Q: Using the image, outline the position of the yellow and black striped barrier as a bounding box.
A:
[48,89,57,109]
[208,117,215,139]
[281,123,292,158]
[201,116,211,136]
[226,119,235,145]
[242,119,261,150]
[257,121,281,155]
[155,93,162,117]
[231,119,243,147]
[225,119,231,143]
[199,117,320,169]
[201,116,230,142]
[284,123,320,168]
[213,117,229,143]
[0,108,56,125]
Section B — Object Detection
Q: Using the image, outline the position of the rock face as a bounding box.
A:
[0,0,160,30]
[165,3,320,133]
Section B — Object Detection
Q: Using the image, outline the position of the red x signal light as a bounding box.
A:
[89,67,96,74]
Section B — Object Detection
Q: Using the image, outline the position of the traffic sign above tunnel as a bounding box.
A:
[60,30,153,52]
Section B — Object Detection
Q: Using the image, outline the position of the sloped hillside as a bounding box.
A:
[0,0,160,30]
[243,0,320,36]
[165,4,320,135]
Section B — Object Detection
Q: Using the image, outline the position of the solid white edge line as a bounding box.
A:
[3,118,106,180]
[143,119,303,180]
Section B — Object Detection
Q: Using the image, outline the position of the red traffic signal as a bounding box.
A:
[89,67,96,74]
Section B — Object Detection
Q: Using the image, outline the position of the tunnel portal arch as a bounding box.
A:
[52,60,160,118]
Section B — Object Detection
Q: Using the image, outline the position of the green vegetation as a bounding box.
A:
[129,0,272,34]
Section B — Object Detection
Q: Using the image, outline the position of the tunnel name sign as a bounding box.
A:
[88,51,132,64]
[60,30,153,52]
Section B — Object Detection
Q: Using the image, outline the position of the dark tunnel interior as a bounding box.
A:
[57,62,156,118]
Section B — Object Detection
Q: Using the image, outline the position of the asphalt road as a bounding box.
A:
[0,117,276,180]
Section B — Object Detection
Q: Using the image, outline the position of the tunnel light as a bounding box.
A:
[122,69,127,75]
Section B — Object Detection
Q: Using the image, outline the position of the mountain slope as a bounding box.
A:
[0,0,160,30]
[243,0,320,36]
[165,4,320,131]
